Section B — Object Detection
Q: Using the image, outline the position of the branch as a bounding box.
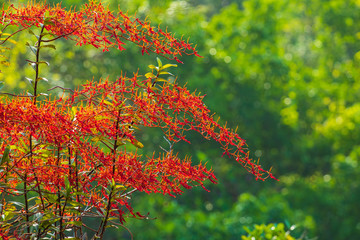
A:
[47,85,74,93]
[0,92,34,97]
[0,26,31,45]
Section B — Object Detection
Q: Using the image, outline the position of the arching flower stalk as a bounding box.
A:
[0,1,276,239]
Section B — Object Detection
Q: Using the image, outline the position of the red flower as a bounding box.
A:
[0,1,275,237]
[1,0,200,62]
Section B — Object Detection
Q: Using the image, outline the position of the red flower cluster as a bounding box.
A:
[0,0,275,238]
[1,0,200,62]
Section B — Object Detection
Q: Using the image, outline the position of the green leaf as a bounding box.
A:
[42,216,61,226]
[0,81,4,90]
[115,184,126,191]
[155,78,168,83]
[26,42,38,55]
[9,201,25,208]
[38,61,50,66]
[71,107,77,116]
[25,77,33,84]
[145,72,155,78]
[111,178,116,188]
[2,204,16,221]
[28,29,40,40]
[41,44,56,50]
[28,196,40,202]
[156,57,162,68]
[44,193,58,204]
[95,115,110,121]
[44,18,55,26]
[132,139,144,148]
[66,221,83,227]
[64,176,71,196]
[29,62,37,70]
[40,32,53,38]
[103,100,113,106]
[91,136,104,142]
[73,191,86,196]
[38,77,49,82]
[0,147,10,166]
[162,64,178,69]
[159,71,174,76]
[68,201,83,207]
[115,141,126,147]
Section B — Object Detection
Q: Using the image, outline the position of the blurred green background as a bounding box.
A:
[1,0,360,239]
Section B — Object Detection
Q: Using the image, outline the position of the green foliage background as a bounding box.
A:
[1,0,360,239]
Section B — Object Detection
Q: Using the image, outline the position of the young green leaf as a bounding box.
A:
[154,78,168,83]
[103,100,113,106]
[132,139,144,148]
[29,62,37,70]
[38,61,50,66]
[28,29,40,40]
[0,146,10,166]
[41,44,56,50]
[64,176,71,196]
[156,57,162,68]
[159,71,174,76]
[38,77,49,82]
[44,17,56,26]
[162,63,178,69]
[26,42,38,55]
[145,72,155,78]
[25,77,33,84]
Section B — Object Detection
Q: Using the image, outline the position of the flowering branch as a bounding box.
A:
[0,0,276,238]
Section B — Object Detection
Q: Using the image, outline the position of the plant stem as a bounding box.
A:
[97,189,113,239]
[112,109,122,175]
[24,24,47,236]
[96,109,122,238]
[32,23,45,103]
[57,147,64,239]
[74,151,83,238]
[24,173,30,236]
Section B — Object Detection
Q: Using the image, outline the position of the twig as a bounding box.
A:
[0,92,34,97]
[47,85,74,93]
